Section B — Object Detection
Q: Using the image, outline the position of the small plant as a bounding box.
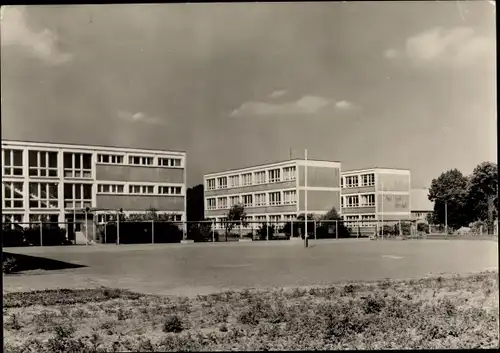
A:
[3,256,18,274]
[5,313,22,331]
[54,323,76,340]
[163,315,183,333]
[237,309,259,326]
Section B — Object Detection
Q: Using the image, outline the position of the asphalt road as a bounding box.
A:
[3,239,498,296]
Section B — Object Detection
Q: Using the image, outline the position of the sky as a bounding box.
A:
[1,2,496,187]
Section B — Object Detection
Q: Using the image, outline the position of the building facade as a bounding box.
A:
[410,188,433,223]
[1,140,186,239]
[341,168,411,229]
[204,159,341,229]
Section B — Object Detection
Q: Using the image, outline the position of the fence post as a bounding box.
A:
[357,221,360,239]
[152,219,155,244]
[291,220,294,238]
[266,221,269,241]
[39,221,43,247]
[212,220,215,242]
[335,220,338,240]
[314,220,317,239]
[104,222,107,244]
[117,212,120,245]
[399,220,402,236]
[240,219,243,239]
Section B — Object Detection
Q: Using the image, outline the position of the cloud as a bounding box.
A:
[230,95,333,117]
[335,100,357,110]
[230,95,358,117]
[385,26,494,68]
[117,111,164,125]
[269,90,288,99]
[1,6,72,65]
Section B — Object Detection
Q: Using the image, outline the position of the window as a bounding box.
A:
[64,183,92,209]
[129,185,155,194]
[207,179,216,190]
[3,149,23,176]
[242,194,253,207]
[3,182,24,208]
[63,152,92,178]
[2,214,23,226]
[97,154,124,164]
[360,194,375,207]
[283,190,297,204]
[207,198,216,210]
[254,171,266,184]
[29,150,58,177]
[283,167,296,181]
[241,173,252,186]
[129,156,154,166]
[229,196,240,207]
[159,158,182,167]
[341,197,344,208]
[345,176,359,188]
[159,186,182,195]
[217,197,228,209]
[29,214,59,223]
[269,215,281,224]
[283,214,296,221]
[255,193,266,207]
[255,215,267,226]
[344,215,359,227]
[97,214,117,224]
[361,174,375,187]
[269,192,281,206]
[341,177,344,188]
[345,195,359,208]
[217,177,227,189]
[29,182,58,209]
[97,184,125,194]
[360,215,376,227]
[268,169,281,183]
[228,175,240,188]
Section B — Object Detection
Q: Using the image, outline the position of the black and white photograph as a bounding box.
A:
[1,1,498,351]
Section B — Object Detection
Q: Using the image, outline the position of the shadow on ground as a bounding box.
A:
[3,252,87,274]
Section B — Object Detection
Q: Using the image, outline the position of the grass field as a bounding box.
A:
[3,271,498,351]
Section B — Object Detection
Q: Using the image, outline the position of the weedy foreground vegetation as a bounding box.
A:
[4,271,498,351]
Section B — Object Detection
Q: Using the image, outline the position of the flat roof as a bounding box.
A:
[205,158,342,176]
[341,167,410,173]
[1,139,186,154]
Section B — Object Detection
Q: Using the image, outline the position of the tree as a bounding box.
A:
[224,204,248,241]
[467,162,498,233]
[316,207,351,238]
[187,184,204,224]
[428,169,470,229]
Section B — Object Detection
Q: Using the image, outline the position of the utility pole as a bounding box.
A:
[304,148,308,247]
[444,201,448,235]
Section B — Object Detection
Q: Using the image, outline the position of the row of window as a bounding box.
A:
[96,213,182,224]
[2,181,93,210]
[206,166,296,190]
[97,184,183,195]
[207,214,298,228]
[96,154,183,167]
[341,194,376,208]
[206,190,297,210]
[2,149,184,177]
[343,214,377,227]
[342,173,375,188]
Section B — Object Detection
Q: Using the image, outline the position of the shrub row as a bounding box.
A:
[2,226,71,247]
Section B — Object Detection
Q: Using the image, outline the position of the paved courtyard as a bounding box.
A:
[3,239,498,296]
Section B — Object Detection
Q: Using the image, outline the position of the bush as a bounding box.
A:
[255,225,275,240]
[163,315,184,333]
[417,223,430,234]
[2,225,70,247]
[3,256,18,274]
[104,221,183,244]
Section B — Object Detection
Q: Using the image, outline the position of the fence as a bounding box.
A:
[6,218,494,247]
[2,222,75,247]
